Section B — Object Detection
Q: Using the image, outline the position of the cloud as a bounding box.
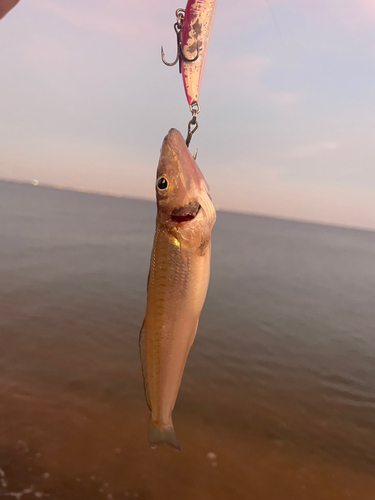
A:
[206,52,300,108]
[285,0,375,33]
[31,0,168,44]
[227,53,273,92]
[213,0,276,38]
[268,91,301,106]
[22,34,74,68]
[359,0,375,16]
[289,142,340,159]
[213,165,375,230]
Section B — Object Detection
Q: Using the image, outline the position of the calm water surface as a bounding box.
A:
[1,180,375,499]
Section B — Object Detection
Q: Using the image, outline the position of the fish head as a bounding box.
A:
[155,128,216,245]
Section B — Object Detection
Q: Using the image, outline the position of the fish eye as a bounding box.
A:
[157,176,168,190]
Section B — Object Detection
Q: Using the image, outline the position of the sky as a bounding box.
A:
[1,0,375,229]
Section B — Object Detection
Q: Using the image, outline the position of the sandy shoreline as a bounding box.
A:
[1,371,375,500]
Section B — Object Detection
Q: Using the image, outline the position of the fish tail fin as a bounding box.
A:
[148,418,180,451]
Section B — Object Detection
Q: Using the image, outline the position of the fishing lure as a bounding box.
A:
[162,0,218,147]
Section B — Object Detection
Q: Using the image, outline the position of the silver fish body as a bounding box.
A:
[140,128,216,449]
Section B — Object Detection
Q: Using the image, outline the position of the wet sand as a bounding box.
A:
[1,355,375,500]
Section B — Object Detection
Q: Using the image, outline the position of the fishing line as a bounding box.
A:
[265,0,283,45]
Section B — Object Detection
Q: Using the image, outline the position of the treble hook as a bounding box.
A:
[181,44,200,64]
[161,9,200,69]
[161,23,181,66]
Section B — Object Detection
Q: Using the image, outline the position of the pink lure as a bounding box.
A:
[180,0,217,106]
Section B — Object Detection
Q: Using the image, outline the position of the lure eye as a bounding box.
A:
[157,176,168,190]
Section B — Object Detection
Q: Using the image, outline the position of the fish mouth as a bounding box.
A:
[170,201,201,223]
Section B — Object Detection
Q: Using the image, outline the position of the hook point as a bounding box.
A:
[161,43,179,66]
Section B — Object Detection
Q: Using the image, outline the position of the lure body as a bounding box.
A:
[140,128,216,449]
[181,0,218,105]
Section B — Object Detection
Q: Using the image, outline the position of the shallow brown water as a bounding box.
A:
[1,180,375,499]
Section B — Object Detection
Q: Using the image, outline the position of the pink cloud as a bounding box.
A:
[205,52,300,107]
[29,0,273,47]
[212,0,375,40]
[213,0,273,37]
[360,0,375,15]
[286,0,375,33]
[229,53,272,92]
[23,34,74,68]
[268,91,301,106]
[290,141,340,159]
[31,0,171,44]
[213,168,375,231]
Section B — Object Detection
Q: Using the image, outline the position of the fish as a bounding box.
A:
[139,128,216,450]
[181,0,218,106]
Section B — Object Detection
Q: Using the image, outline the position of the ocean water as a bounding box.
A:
[0,179,375,499]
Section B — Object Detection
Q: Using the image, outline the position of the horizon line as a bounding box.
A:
[1,177,374,235]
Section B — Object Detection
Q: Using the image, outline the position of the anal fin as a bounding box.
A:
[139,319,151,411]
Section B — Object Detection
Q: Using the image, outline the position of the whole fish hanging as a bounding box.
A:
[139,129,216,450]
[161,0,218,148]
